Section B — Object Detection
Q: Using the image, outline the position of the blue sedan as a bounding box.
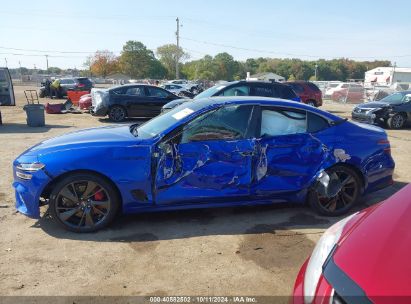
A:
[13,97,395,232]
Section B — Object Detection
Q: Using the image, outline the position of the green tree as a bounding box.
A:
[119,41,164,79]
[156,44,189,78]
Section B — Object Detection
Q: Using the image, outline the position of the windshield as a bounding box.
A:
[380,92,409,105]
[194,84,227,99]
[133,103,205,139]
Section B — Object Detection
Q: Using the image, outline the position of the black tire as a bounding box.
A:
[387,113,406,129]
[308,165,362,216]
[49,173,120,232]
[108,106,127,122]
[307,100,317,107]
[338,95,347,103]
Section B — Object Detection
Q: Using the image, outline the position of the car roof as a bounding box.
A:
[109,83,160,90]
[188,96,342,121]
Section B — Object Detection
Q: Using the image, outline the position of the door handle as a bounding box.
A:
[239,151,254,156]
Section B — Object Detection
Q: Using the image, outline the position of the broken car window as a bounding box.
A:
[181,105,253,143]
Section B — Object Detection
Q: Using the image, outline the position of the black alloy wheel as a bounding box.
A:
[309,165,361,216]
[108,106,127,122]
[49,173,119,232]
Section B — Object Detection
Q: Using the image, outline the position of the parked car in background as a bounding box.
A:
[162,80,300,112]
[352,91,411,129]
[166,79,201,94]
[162,84,194,97]
[39,77,93,98]
[331,83,365,103]
[91,84,179,121]
[324,81,342,98]
[285,81,323,107]
[292,184,411,304]
[78,94,92,110]
[13,96,394,232]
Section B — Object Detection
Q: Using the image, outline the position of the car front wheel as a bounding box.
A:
[49,173,120,232]
[308,165,362,216]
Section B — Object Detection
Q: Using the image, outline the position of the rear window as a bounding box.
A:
[278,85,298,100]
[306,82,320,92]
[77,78,92,85]
[307,112,329,133]
[286,83,304,94]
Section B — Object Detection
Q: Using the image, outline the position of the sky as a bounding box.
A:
[1,0,411,70]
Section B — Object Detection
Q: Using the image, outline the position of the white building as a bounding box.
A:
[248,72,285,82]
[365,67,411,86]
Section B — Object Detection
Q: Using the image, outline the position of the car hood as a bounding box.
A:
[333,185,411,298]
[162,98,191,109]
[355,101,392,109]
[22,125,148,156]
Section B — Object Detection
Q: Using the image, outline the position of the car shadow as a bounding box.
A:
[0,123,72,133]
[32,182,408,243]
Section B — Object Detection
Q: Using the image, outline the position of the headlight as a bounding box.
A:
[16,162,45,172]
[303,213,357,303]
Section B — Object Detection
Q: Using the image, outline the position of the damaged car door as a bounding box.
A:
[154,105,257,205]
[252,106,328,201]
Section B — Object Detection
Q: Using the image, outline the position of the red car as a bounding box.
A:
[285,81,323,107]
[293,184,411,304]
[331,83,365,103]
[78,93,92,110]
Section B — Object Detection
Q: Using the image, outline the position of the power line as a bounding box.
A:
[0,46,95,54]
[181,36,411,60]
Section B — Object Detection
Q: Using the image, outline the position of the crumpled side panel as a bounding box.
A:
[251,133,332,200]
[155,140,254,204]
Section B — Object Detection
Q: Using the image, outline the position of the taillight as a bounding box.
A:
[378,139,391,154]
[77,83,85,88]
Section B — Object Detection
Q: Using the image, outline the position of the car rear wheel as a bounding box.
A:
[49,173,120,232]
[108,106,127,122]
[387,113,406,129]
[338,95,347,103]
[307,100,317,107]
[308,165,361,216]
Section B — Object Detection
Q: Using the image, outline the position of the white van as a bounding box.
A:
[0,68,15,106]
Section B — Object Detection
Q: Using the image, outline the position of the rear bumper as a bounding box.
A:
[90,105,108,117]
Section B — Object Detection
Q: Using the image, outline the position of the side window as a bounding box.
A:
[252,85,274,97]
[288,83,304,93]
[307,112,329,133]
[260,108,307,137]
[220,85,250,96]
[279,85,298,99]
[126,87,145,96]
[341,84,349,89]
[147,87,169,98]
[60,79,68,84]
[181,105,254,143]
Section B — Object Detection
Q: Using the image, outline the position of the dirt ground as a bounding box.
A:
[0,85,409,299]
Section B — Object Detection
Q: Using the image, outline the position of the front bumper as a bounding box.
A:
[351,112,376,124]
[12,167,51,219]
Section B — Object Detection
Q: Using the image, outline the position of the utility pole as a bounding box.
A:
[19,61,22,81]
[45,55,49,74]
[4,58,7,67]
[175,17,180,79]
[314,64,318,80]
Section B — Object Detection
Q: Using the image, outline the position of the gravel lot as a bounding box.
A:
[0,85,409,298]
